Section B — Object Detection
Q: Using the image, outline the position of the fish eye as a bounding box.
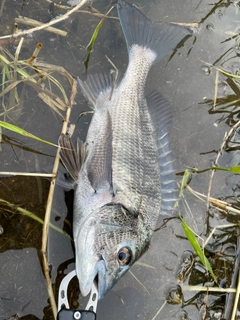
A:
[117,247,131,266]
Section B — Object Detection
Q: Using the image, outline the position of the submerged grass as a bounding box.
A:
[84,18,104,72]
[0,198,72,240]
[84,6,114,72]
[0,120,58,147]
[179,215,217,283]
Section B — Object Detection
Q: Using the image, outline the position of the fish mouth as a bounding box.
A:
[76,256,107,300]
[74,215,109,300]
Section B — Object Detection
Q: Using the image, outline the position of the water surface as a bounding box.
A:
[0,0,239,319]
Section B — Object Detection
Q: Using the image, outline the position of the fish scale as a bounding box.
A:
[110,49,155,214]
[139,98,162,226]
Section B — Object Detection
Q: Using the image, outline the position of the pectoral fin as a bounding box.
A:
[58,134,83,182]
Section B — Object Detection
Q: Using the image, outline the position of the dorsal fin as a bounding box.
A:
[78,73,115,109]
[146,91,179,214]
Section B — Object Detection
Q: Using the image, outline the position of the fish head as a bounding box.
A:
[74,203,150,299]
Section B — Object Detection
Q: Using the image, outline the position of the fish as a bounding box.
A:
[59,0,192,300]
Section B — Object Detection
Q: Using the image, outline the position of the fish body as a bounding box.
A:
[59,0,192,300]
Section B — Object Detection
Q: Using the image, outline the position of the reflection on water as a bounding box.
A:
[0,0,240,319]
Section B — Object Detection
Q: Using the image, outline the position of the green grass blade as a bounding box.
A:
[179,169,191,197]
[86,19,103,52]
[211,166,240,174]
[216,67,240,79]
[229,165,240,174]
[192,165,240,174]
[0,120,58,147]
[47,74,69,104]
[179,216,217,283]
[84,19,104,71]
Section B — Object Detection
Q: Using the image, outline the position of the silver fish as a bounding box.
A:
[59,0,192,300]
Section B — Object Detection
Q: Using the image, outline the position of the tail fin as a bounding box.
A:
[117,0,192,61]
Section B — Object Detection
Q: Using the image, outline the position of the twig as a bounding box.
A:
[44,0,118,19]
[0,0,88,40]
[0,172,55,177]
[187,185,240,215]
[105,55,118,101]
[171,22,199,28]
[77,9,118,20]
[44,0,71,10]
[182,285,236,293]
[203,223,237,248]
[15,16,67,37]
[41,73,76,318]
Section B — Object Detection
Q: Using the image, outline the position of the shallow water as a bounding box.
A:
[0,0,240,319]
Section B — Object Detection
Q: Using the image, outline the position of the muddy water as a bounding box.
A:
[0,0,239,319]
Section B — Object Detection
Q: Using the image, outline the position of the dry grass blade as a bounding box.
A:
[151,301,167,320]
[0,46,72,118]
[15,16,67,37]
[231,269,240,320]
[187,185,240,215]
[77,9,118,19]
[129,270,150,296]
[105,55,118,101]
[38,92,66,117]
[182,285,236,293]
[207,119,240,213]
[135,261,155,269]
